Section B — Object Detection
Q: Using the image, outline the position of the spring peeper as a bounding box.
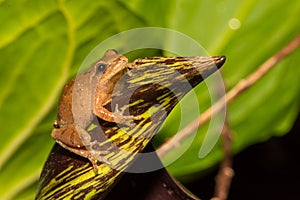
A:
[51,50,140,172]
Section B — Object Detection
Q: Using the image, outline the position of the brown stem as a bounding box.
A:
[211,120,234,200]
[157,34,300,158]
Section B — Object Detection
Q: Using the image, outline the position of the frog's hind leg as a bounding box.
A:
[87,151,111,173]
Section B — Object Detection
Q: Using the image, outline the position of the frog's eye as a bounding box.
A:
[97,63,107,72]
[53,120,60,129]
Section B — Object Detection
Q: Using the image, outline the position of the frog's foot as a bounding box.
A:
[114,104,142,127]
[94,104,142,127]
[88,151,111,173]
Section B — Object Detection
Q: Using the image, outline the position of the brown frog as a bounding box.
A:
[51,49,140,172]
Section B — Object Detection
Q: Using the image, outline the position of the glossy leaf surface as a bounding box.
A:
[0,0,299,199]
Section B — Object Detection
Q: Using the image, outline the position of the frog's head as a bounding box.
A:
[87,49,121,77]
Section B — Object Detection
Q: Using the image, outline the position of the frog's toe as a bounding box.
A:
[88,156,100,173]
[113,105,141,126]
[123,119,136,128]
[117,114,142,128]
[88,152,111,173]
[132,115,142,121]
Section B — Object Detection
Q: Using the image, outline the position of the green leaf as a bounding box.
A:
[1,0,300,199]
[120,0,300,179]
[0,0,144,199]
[125,0,300,180]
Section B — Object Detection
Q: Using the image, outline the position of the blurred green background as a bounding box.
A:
[0,0,299,199]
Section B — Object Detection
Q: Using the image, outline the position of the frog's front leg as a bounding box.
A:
[93,80,142,126]
[93,55,142,126]
[94,101,142,127]
[51,123,110,172]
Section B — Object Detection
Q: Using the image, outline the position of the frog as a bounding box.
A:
[51,49,141,172]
